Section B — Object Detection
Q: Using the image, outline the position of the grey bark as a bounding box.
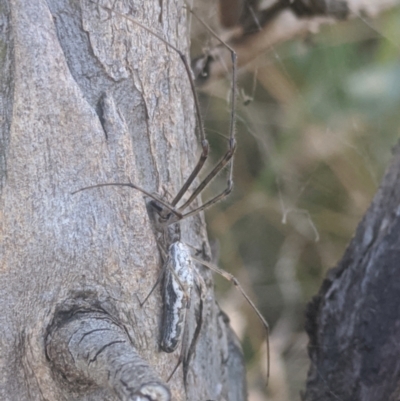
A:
[304,142,400,401]
[45,309,170,401]
[0,1,246,401]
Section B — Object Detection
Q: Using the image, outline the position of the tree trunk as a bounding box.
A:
[188,1,400,399]
[304,143,400,401]
[0,1,245,400]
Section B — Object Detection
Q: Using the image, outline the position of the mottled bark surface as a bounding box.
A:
[0,1,245,400]
[304,143,400,401]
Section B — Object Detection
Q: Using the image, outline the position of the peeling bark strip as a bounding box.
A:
[46,310,170,401]
[304,143,400,401]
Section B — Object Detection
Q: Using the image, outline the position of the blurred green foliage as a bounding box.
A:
[192,7,400,400]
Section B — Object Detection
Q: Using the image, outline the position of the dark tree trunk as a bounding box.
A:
[304,143,400,401]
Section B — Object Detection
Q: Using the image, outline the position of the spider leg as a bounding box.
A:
[188,6,238,156]
[86,5,238,223]
[174,7,238,216]
[71,182,183,221]
[178,138,236,215]
[139,253,169,307]
[106,6,239,218]
[191,256,270,386]
[171,46,237,213]
[171,139,209,208]
[168,49,211,208]
[166,359,181,383]
[137,241,191,308]
[166,273,204,386]
[99,6,212,210]
[183,272,205,368]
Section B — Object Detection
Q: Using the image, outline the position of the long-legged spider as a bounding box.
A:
[73,2,270,387]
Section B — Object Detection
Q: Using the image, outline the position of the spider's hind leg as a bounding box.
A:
[167,270,205,387]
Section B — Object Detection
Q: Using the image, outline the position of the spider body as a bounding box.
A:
[73,3,270,388]
[161,241,194,353]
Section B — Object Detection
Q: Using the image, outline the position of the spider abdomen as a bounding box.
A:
[160,242,194,353]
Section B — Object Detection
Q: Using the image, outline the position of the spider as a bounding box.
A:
[73,2,270,389]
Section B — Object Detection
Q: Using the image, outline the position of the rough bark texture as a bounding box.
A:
[304,143,400,401]
[0,1,246,400]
